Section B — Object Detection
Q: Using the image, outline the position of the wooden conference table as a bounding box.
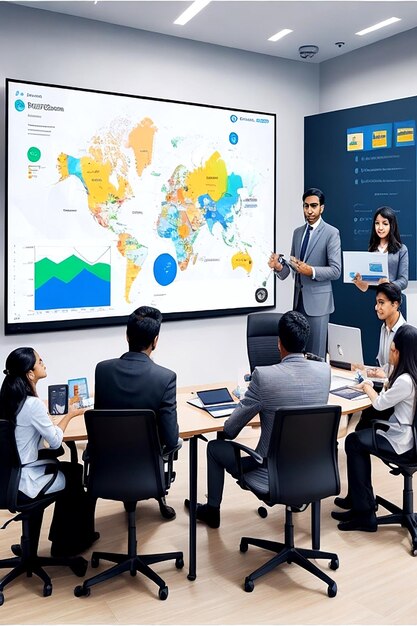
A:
[60,372,371,581]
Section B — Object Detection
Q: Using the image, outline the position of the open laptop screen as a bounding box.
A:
[328,323,364,366]
[197,388,235,406]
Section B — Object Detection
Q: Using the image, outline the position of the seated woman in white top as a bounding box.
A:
[0,347,82,498]
[332,324,417,532]
[0,347,98,557]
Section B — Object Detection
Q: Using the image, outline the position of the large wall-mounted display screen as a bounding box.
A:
[5,79,276,334]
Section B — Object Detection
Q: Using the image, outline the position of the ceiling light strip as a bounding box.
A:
[174,0,212,26]
[268,29,293,43]
[356,17,400,37]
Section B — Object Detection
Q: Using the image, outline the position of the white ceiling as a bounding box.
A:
[10,1,417,63]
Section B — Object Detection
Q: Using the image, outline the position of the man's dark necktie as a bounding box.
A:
[299,225,313,261]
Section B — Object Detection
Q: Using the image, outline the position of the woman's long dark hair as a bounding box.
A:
[388,325,417,390]
[368,206,402,254]
[0,347,36,423]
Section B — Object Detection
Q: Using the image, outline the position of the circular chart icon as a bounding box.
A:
[154,253,177,286]
[229,132,239,145]
[27,146,41,162]
[255,287,268,303]
[15,99,25,112]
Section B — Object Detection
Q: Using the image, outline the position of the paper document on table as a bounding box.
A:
[343,251,388,284]
[330,375,356,391]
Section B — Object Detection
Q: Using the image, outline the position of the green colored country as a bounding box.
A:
[35,255,110,289]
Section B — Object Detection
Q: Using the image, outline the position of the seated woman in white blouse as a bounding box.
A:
[332,324,417,532]
[0,347,98,557]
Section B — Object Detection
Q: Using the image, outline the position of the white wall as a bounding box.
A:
[320,26,417,327]
[320,26,417,112]
[0,3,319,391]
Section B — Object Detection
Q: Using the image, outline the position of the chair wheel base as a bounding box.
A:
[244,577,254,592]
[328,582,337,598]
[258,507,268,519]
[329,558,339,570]
[187,573,196,581]
[43,583,52,597]
[159,585,168,600]
[74,585,90,597]
[0,592,4,606]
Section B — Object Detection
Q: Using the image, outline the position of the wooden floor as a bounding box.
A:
[1,415,417,624]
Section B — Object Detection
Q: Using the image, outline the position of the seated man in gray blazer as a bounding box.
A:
[185,310,331,528]
[95,305,180,520]
[269,188,341,359]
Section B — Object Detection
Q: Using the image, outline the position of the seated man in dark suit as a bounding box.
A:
[94,305,180,520]
[185,310,331,528]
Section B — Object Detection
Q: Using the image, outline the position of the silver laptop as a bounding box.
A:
[328,323,364,367]
[187,387,238,418]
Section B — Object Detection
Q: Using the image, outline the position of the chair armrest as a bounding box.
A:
[228,441,263,464]
[82,446,90,488]
[371,419,413,456]
[162,439,183,488]
[228,441,263,482]
[162,438,183,461]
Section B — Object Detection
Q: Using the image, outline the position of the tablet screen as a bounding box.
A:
[197,388,234,405]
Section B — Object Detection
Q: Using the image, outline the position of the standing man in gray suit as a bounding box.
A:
[184,311,331,528]
[269,188,341,359]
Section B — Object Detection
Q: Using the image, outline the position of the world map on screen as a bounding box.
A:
[7,80,275,330]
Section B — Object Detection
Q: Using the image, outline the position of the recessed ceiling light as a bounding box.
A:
[268,29,293,43]
[174,0,211,26]
[356,17,401,36]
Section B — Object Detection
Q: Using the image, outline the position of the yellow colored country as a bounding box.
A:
[117,233,142,303]
[232,251,253,273]
[57,152,69,180]
[127,117,157,177]
[185,151,227,203]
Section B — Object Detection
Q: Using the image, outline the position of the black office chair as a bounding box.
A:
[246,312,282,373]
[231,405,341,597]
[371,412,417,555]
[0,419,88,605]
[74,409,183,600]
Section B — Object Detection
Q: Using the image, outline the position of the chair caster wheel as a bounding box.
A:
[412,546,417,557]
[91,555,99,568]
[239,540,248,553]
[175,557,184,569]
[244,577,254,592]
[74,585,90,597]
[159,585,168,600]
[0,592,4,606]
[43,583,52,597]
[258,506,268,518]
[329,558,339,570]
[327,582,337,598]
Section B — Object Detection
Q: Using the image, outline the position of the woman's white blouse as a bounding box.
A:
[15,396,65,498]
[372,373,415,455]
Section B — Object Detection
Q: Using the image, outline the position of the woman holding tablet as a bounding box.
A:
[333,324,417,531]
[353,206,408,293]
[0,347,98,556]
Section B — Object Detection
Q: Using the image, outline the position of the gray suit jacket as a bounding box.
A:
[277,220,341,317]
[94,351,179,451]
[223,354,331,457]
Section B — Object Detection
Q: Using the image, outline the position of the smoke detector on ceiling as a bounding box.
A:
[299,45,319,59]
